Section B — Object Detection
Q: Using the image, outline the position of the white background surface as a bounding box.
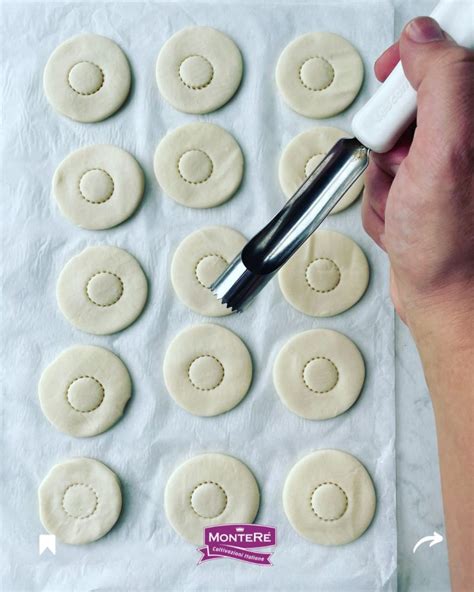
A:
[0,1,449,591]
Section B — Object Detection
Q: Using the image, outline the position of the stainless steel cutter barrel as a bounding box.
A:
[211,138,369,312]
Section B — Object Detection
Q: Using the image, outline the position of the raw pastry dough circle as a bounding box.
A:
[44,34,131,123]
[156,27,243,114]
[283,449,376,545]
[276,32,364,118]
[273,329,365,420]
[57,245,148,335]
[154,123,243,208]
[279,127,364,213]
[53,145,144,229]
[278,229,369,317]
[39,457,122,544]
[163,324,252,416]
[171,226,246,317]
[165,453,260,544]
[39,345,132,437]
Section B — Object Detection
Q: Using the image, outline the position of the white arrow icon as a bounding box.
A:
[39,534,56,555]
[413,531,443,554]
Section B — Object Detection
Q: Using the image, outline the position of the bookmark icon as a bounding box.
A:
[39,534,56,555]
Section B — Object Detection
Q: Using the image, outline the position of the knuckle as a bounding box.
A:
[443,46,474,68]
[418,48,474,181]
[422,47,474,93]
[426,126,473,187]
[435,48,474,93]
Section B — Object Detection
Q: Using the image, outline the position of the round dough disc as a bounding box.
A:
[44,34,131,123]
[165,453,260,544]
[38,457,122,544]
[53,145,144,229]
[154,123,243,208]
[278,229,369,317]
[163,324,252,416]
[283,449,376,545]
[279,127,364,213]
[39,345,132,437]
[171,226,246,317]
[57,245,148,335]
[276,32,364,118]
[273,329,365,420]
[156,26,243,114]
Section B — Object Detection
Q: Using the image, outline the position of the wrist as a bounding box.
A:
[403,283,474,403]
[404,283,473,347]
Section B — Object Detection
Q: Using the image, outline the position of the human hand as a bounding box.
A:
[362,17,474,333]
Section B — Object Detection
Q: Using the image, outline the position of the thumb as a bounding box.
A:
[399,16,465,90]
[398,15,473,164]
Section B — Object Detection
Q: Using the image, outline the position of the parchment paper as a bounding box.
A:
[0,1,396,590]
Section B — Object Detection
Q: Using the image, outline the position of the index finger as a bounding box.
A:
[374,41,400,81]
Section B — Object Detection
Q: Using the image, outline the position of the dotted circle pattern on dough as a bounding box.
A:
[79,169,114,204]
[278,229,369,317]
[86,271,124,306]
[190,481,228,518]
[44,34,131,123]
[305,258,341,293]
[276,32,364,119]
[156,26,243,114]
[53,144,144,230]
[38,457,122,545]
[56,245,148,335]
[164,453,260,545]
[68,61,104,96]
[188,355,225,391]
[302,357,339,394]
[279,127,365,213]
[179,55,214,89]
[310,482,348,521]
[163,323,252,416]
[170,226,246,317]
[39,345,132,437]
[62,483,99,519]
[283,449,376,545]
[66,376,105,413]
[154,122,244,208]
[273,329,365,420]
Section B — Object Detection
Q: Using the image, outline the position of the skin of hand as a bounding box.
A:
[363,16,474,327]
[362,17,474,592]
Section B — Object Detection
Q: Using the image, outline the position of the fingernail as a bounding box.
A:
[406,17,445,43]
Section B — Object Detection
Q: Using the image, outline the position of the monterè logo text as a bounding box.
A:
[198,524,276,566]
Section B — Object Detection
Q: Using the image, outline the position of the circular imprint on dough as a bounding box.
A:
[156,26,243,114]
[39,345,132,437]
[276,32,364,118]
[154,122,243,208]
[53,145,144,230]
[273,329,365,420]
[163,324,252,416]
[279,127,364,213]
[170,225,246,317]
[44,34,131,123]
[164,453,260,544]
[283,449,376,545]
[57,245,148,335]
[38,457,122,544]
[278,229,369,317]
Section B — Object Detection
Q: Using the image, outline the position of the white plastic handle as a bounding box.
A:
[352,0,474,153]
